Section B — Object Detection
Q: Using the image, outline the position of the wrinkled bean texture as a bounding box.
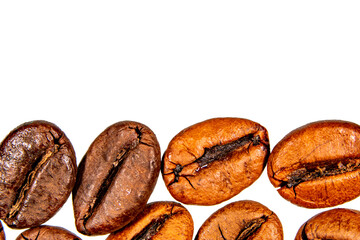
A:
[107,201,194,240]
[0,221,5,240]
[162,118,269,205]
[0,121,77,229]
[195,200,283,240]
[16,225,81,240]
[268,120,360,208]
[295,208,360,240]
[73,121,161,235]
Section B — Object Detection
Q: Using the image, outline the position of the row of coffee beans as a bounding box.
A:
[1,118,360,239]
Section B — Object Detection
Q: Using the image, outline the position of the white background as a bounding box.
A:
[1,1,360,239]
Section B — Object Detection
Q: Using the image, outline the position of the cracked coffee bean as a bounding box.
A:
[295,208,360,240]
[16,225,81,240]
[195,200,283,240]
[0,221,5,240]
[73,121,161,235]
[0,121,77,229]
[107,201,194,240]
[162,117,269,205]
[267,120,360,208]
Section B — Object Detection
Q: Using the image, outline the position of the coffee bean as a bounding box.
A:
[267,120,360,208]
[16,225,81,240]
[107,201,193,240]
[0,221,5,240]
[73,121,161,235]
[195,200,283,240]
[295,208,360,240]
[162,118,269,205]
[0,121,77,229]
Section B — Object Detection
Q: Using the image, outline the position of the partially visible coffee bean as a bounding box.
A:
[295,208,360,240]
[107,201,194,240]
[162,117,269,205]
[16,225,81,240]
[0,121,77,229]
[73,121,161,235]
[195,200,283,240]
[0,221,5,240]
[267,120,360,208]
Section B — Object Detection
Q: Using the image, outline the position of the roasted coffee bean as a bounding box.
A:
[0,221,5,240]
[73,121,161,235]
[267,120,360,208]
[16,225,81,240]
[0,121,77,229]
[162,118,269,205]
[295,208,360,240]
[195,200,283,240]
[107,201,194,240]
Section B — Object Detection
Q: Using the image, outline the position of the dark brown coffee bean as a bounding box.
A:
[162,118,269,205]
[295,208,360,240]
[0,221,5,240]
[73,121,161,235]
[107,201,194,240]
[16,225,81,240]
[267,120,360,208]
[0,121,77,229]
[195,200,283,240]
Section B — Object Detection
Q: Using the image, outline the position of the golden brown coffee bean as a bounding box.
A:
[195,200,283,240]
[162,117,269,205]
[295,208,360,240]
[267,120,360,208]
[16,225,81,240]
[106,201,193,240]
[73,121,161,235]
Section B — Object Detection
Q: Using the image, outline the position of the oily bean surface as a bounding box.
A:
[267,120,360,208]
[195,200,283,240]
[0,221,5,240]
[295,208,360,240]
[0,121,77,229]
[73,121,161,235]
[162,117,269,205]
[16,225,81,240]
[107,201,194,240]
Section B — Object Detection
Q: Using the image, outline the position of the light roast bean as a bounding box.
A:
[107,201,194,240]
[0,121,77,229]
[295,208,360,240]
[16,225,81,240]
[267,120,360,208]
[73,121,161,235]
[195,200,283,240]
[162,118,269,205]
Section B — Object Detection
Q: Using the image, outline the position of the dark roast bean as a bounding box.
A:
[107,201,193,240]
[295,208,360,240]
[0,121,77,229]
[162,118,269,205]
[73,121,161,235]
[267,120,360,208]
[195,200,283,240]
[0,221,5,240]
[16,225,81,240]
